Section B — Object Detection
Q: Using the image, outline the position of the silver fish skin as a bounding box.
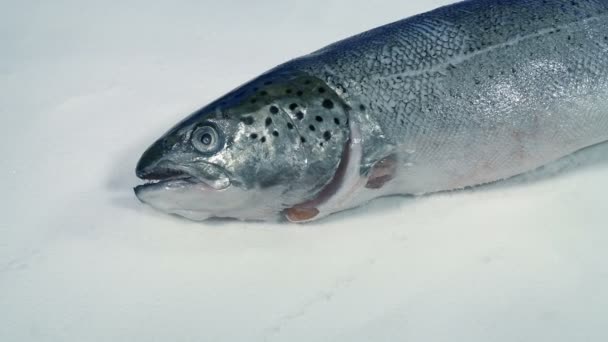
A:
[135,0,608,222]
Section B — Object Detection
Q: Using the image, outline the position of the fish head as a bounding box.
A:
[135,72,351,221]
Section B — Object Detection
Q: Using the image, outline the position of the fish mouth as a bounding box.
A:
[135,160,231,192]
[137,165,192,185]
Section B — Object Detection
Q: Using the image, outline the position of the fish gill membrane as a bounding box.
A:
[134,0,608,223]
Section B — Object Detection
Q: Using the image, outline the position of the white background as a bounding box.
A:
[2,1,608,341]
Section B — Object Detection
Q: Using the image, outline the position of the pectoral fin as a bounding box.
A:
[365,155,397,189]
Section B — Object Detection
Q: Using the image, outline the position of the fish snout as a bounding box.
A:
[136,139,168,179]
[135,139,192,184]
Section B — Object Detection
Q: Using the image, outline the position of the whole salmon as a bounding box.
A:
[135,0,608,222]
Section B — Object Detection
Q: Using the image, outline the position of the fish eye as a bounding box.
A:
[192,124,223,154]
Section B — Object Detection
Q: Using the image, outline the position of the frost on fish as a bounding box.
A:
[136,0,608,222]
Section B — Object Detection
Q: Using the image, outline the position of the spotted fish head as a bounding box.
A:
[135,72,351,221]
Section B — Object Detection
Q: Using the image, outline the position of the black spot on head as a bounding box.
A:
[318,87,326,94]
[241,117,254,125]
[269,106,279,114]
[296,91,304,96]
[272,130,279,137]
[322,99,334,109]
[319,142,324,147]
[260,137,266,143]
[309,125,316,131]
[323,131,331,141]
[359,104,366,111]
[315,116,323,122]
[250,133,258,139]
[287,123,294,130]
[300,137,306,143]
[289,103,298,111]
[296,112,304,120]
[265,117,272,126]
[334,118,340,125]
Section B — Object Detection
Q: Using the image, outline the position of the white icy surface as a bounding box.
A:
[2,1,608,341]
